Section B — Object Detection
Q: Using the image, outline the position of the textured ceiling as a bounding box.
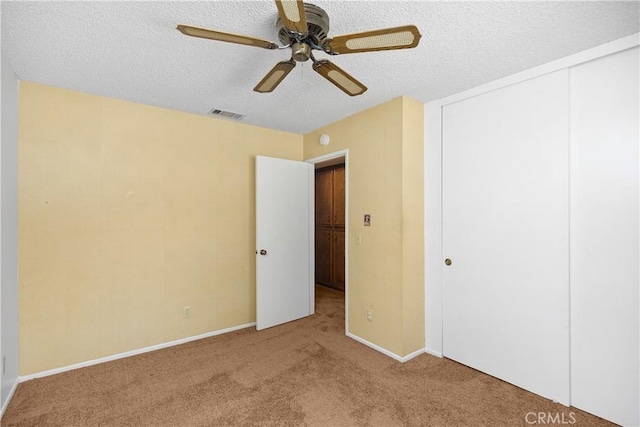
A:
[1,1,638,134]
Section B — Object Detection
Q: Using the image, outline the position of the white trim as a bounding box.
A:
[402,348,426,363]
[424,34,640,362]
[346,332,425,363]
[424,348,443,359]
[307,163,315,316]
[0,379,18,418]
[306,149,349,334]
[306,149,349,166]
[439,33,639,108]
[19,322,256,382]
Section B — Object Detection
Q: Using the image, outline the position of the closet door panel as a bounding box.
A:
[315,170,333,227]
[570,47,639,427]
[442,69,570,404]
[333,168,346,226]
[332,230,345,291]
[315,229,332,285]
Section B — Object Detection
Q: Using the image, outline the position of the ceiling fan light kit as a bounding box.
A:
[177,0,422,96]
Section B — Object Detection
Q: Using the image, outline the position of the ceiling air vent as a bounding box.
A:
[208,108,245,121]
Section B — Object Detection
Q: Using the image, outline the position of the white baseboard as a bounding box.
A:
[425,348,443,358]
[1,378,19,418]
[19,322,256,382]
[402,347,426,362]
[346,332,425,363]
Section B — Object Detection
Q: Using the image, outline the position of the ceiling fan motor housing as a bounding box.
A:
[276,3,330,47]
[292,42,312,62]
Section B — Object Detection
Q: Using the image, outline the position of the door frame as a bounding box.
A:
[306,149,349,334]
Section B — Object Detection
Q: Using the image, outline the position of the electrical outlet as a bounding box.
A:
[367,308,373,322]
[183,306,191,318]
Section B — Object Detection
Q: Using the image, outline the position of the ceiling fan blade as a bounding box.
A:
[177,25,279,50]
[325,25,421,54]
[254,60,296,93]
[275,0,308,36]
[312,60,367,97]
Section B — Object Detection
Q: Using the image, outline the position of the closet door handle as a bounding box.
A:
[445,258,452,266]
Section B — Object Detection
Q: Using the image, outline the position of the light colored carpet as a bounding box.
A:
[2,286,612,426]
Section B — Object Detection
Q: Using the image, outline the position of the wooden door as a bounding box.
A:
[315,170,333,227]
[332,168,345,226]
[314,165,345,291]
[315,228,332,285]
[332,231,345,290]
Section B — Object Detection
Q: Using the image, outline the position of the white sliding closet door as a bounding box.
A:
[569,47,639,427]
[442,69,570,404]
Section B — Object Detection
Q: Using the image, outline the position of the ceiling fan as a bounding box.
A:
[177,0,421,96]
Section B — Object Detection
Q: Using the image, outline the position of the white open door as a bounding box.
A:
[256,156,314,330]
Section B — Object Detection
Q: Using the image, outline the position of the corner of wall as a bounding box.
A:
[401,96,425,356]
[1,52,21,416]
[304,96,427,359]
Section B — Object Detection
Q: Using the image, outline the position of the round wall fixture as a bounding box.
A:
[320,134,330,146]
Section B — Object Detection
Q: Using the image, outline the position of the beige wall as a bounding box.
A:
[304,97,424,357]
[18,82,302,375]
[401,97,426,354]
[18,84,424,374]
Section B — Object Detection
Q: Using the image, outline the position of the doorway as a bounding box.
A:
[307,150,348,332]
[315,163,345,292]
